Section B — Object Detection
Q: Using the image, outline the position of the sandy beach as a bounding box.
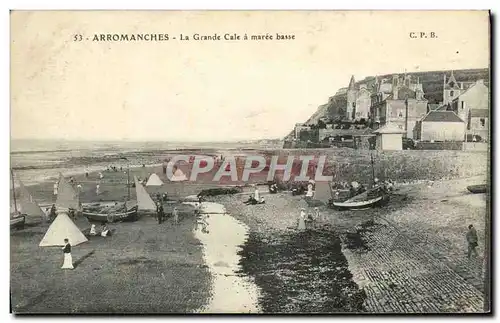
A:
[210,175,488,313]
[10,156,489,313]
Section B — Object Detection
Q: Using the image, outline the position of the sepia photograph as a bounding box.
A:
[9,10,491,314]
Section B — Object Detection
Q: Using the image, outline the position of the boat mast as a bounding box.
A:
[120,157,130,200]
[11,169,18,214]
[370,151,376,186]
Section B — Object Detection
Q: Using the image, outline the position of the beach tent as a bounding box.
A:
[134,176,156,211]
[56,173,79,211]
[170,168,188,182]
[18,179,47,221]
[146,173,164,186]
[39,213,88,247]
[313,181,333,203]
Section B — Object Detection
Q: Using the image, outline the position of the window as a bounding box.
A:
[461,101,465,110]
[398,109,403,118]
[398,125,403,129]
[450,90,454,97]
[480,118,486,127]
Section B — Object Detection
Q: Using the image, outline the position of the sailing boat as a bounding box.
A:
[56,173,80,212]
[18,178,47,223]
[81,172,140,223]
[329,151,389,210]
[10,170,25,229]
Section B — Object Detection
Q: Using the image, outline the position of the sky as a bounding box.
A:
[10,11,490,142]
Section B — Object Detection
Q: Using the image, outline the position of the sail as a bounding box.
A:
[314,181,333,202]
[56,173,79,210]
[18,179,47,219]
[134,176,156,211]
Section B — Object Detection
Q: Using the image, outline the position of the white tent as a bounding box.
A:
[170,168,188,182]
[134,176,157,211]
[39,213,88,247]
[146,173,164,186]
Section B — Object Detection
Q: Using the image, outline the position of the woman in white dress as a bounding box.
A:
[89,224,97,236]
[297,209,306,230]
[254,187,260,201]
[61,239,74,270]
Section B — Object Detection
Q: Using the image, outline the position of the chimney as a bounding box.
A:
[392,74,398,88]
[392,75,399,99]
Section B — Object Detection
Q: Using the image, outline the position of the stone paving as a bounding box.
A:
[340,177,488,313]
[343,221,485,313]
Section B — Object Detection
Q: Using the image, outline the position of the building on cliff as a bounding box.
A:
[414,110,465,142]
[442,70,477,106]
[370,74,428,139]
[449,79,489,141]
[345,75,375,121]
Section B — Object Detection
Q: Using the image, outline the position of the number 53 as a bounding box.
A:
[73,34,83,41]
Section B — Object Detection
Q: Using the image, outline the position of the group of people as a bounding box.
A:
[155,202,179,225]
[297,207,322,230]
[243,188,265,205]
[89,223,112,237]
[106,165,123,172]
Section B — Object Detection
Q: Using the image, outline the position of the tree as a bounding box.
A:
[317,120,327,129]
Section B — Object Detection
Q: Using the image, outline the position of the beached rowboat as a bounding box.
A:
[467,184,487,194]
[82,205,139,223]
[10,215,25,229]
[330,195,385,210]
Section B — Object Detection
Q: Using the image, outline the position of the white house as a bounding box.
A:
[373,123,406,151]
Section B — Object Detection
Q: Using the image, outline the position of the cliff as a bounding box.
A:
[284,68,489,140]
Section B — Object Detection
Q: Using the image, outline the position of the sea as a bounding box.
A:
[10,139,282,187]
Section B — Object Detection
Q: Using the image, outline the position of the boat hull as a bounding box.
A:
[331,195,386,210]
[10,216,25,229]
[82,206,139,223]
[467,184,487,194]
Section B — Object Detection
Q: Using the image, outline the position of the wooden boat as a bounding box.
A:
[467,184,487,194]
[328,152,389,210]
[10,215,25,229]
[82,205,139,223]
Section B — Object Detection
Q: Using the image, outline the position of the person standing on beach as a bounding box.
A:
[173,207,179,225]
[254,187,260,201]
[314,207,321,221]
[156,203,164,224]
[49,204,57,222]
[96,184,100,196]
[298,208,306,230]
[466,224,479,259]
[53,181,58,196]
[61,238,74,270]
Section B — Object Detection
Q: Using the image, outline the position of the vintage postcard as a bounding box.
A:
[10,10,491,314]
